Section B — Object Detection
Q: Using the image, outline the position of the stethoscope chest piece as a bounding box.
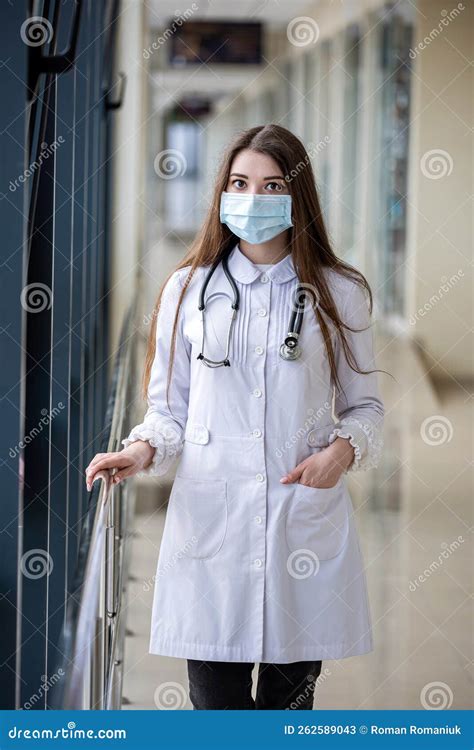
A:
[279,336,302,361]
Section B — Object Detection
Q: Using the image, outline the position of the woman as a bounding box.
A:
[86,124,385,710]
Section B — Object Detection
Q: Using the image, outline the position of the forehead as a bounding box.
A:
[230,149,283,177]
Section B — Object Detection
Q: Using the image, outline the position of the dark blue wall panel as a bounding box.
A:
[0,0,120,709]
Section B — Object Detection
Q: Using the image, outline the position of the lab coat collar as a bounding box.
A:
[227,243,297,285]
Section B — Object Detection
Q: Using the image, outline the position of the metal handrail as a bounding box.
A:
[66,469,112,709]
[51,301,137,709]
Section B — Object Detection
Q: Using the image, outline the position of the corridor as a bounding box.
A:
[0,0,471,718]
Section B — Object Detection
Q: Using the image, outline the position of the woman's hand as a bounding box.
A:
[85,440,156,491]
[280,437,355,488]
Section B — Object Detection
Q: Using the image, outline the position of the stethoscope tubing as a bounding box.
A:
[198,253,240,312]
[198,252,305,365]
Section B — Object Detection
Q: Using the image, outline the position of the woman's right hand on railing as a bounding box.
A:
[85,441,156,491]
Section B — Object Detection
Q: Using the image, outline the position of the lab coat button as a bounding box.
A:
[252,429,262,438]
[255,346,264,355]
[252,388,262,398]
[254,558,263,567]
[255,473,264,482]
[257,308,267,317]
[254,515,263,524]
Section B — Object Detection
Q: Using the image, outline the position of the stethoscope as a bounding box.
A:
[197,254,306,367]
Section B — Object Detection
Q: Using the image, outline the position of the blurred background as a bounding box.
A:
[0,0,471,711]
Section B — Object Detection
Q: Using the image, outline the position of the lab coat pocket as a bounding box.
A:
[168,475,228,560]
[285,475,349,561]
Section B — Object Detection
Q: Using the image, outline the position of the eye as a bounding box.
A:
[231,179,246,190]
[265,181,285,192]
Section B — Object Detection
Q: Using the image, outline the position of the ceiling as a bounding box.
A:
[146,0,317,29]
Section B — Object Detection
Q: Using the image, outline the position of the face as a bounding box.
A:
[225,149,289,195]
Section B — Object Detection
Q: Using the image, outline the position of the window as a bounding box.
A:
[373,6,413,315]
[315,40,332,223]
[340,25,362,259]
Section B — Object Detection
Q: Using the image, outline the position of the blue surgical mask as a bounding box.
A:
[219,192,293,244]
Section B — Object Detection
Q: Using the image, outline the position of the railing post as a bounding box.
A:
[106,497,117,620]
[91,616,104,710]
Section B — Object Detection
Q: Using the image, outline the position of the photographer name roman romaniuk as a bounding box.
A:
[371,725,461,735]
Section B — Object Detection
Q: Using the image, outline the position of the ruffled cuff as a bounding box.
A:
[328,416,383,472]
[121,419,184,478]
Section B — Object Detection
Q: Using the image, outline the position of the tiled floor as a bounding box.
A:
[121,322,472,710]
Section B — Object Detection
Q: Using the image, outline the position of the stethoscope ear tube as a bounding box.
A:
[197,353,231,367]
[222,253,240,311]
[198,249,240,312]
[198,257,220,311]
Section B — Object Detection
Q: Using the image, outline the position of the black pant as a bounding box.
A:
[187,659,322,710]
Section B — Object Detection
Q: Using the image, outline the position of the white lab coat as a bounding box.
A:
[122,243,384,663]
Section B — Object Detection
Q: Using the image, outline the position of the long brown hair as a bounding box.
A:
[142,124,386,404]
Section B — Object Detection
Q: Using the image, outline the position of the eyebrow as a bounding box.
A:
[230,173,285,180]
